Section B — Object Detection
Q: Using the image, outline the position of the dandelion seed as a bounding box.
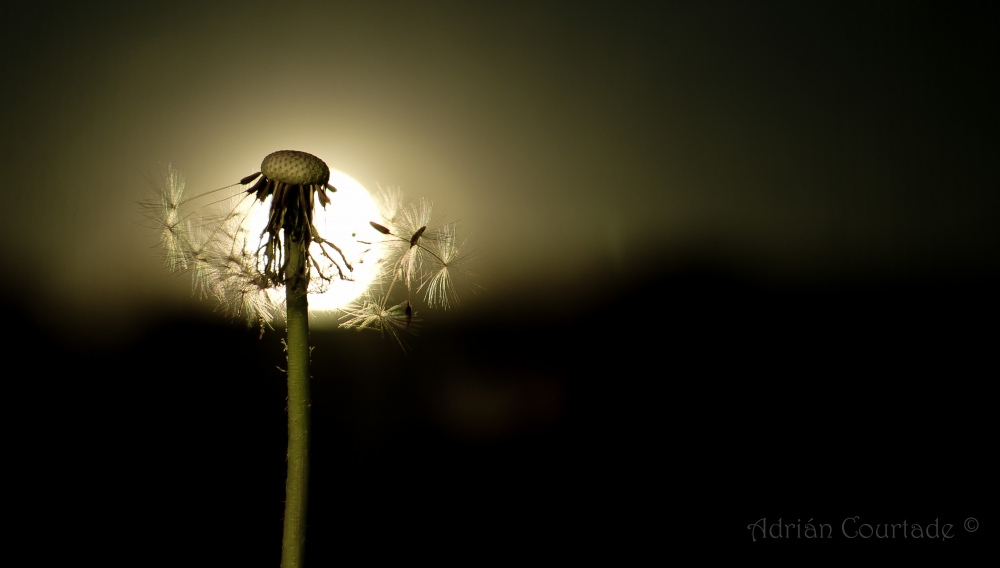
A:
[409,226,426,248]
[139,164,191,272]
[419,223,471,309]
[399,198,434,240]
[373,183,404,226]
[339,290,414,348]
[341,184,477,325]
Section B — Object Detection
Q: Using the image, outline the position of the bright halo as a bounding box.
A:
[245,169,385,314]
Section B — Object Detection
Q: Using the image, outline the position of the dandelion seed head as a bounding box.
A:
[260,150,331,187]
[243,169,386,315]
[143,157,474,342]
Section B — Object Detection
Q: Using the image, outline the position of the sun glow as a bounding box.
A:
[245,169,385,315]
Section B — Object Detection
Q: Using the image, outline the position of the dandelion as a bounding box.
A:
[141,151,473,568]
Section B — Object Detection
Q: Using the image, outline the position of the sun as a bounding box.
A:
[244,168,385,316]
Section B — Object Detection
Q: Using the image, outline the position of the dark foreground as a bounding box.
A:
[6,263,993,563]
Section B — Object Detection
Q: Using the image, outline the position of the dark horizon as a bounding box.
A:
[8,256,993,559]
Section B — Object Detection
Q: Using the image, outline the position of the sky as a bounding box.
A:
[1,1,996,342]
[1,1,995,559]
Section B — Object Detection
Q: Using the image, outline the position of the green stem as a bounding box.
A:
[281,232,311,568]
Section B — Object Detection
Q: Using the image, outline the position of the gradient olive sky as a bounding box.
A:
[1,1,995,339]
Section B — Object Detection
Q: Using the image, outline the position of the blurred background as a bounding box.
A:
[1,0,995,562]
